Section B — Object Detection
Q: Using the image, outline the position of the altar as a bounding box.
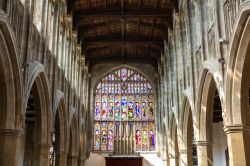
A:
[105,155,143,166]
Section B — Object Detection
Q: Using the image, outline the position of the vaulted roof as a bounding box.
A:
[68,0,178,69]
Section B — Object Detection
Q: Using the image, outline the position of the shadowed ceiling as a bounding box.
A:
[67,0,178,69]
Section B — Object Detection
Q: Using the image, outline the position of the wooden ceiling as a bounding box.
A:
[68,0,178,68]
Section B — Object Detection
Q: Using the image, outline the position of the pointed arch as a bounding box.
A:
[196,69,223,141]
[180,97,196,166]
[169,114,179,166]
[53,94,68,166]
[224,3,250,165]
[67,113,79,166]
[25,62,52,144]
[0,15,22,130]
[195,68,227,166]
[0,14,23,166]
[180,97,193,149]
[225,4,250,125]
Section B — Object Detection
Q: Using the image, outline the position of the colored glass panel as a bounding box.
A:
[135,122,141,151]
[149,122,155,151]
[108,122,114,151]
[94,122,101,150]
[141,122,148,151]
[101,122,107,150]
[93,67,155,152]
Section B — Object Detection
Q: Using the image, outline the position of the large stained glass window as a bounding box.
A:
[93,68,155,152]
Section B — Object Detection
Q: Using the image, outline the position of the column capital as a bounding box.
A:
[37,143,52,148]
[196,140,212,146]
[224,125,250,134]
[0,128,24,137]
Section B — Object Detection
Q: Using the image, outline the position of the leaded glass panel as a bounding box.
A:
[93,68,155,152]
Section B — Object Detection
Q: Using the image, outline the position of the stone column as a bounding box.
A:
[33,143,51,166]
[161,141,168,165]
[0,129,24,166]
[78,157,85,166]
[179,149,187,166]
[67,155,78,166]
[56,151,67,166]
[196,141,213,166]
[225,125,250,166]
[169,155,176,166]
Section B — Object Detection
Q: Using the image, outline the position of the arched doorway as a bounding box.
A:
[23,71,52,166]
[197,71,228,166]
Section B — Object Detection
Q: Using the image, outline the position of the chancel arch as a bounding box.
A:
[92,67,156,154]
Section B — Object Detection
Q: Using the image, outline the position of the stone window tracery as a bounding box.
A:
[93,67,155,152]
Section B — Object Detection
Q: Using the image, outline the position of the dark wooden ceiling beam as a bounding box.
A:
[137,19,140,36]
[83,40,163,46]
[89,57,158,69]
[85,45,161,57]
[74,7,173,19]
[77,19,168,39]
[82,33,163,42]
[89,57,158,64]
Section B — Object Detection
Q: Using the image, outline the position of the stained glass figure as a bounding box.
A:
[101,122,107,150]
[135,102,141,120]
[121,97,127,120]
[149,122,155,151]
[108,122,114,151]
[94,122,101,150]
[114,96,120,120]
[128,101,134,120]
[142,122,148,151]
[95,101,101,120]
[148,102,154,120]
[101,95,108,120]
[108,95,114,120]
[141,101,147,120]
[135,122,141,151]
[93,67,155,152]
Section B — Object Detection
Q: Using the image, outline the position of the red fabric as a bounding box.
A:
[105,157,143,166]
